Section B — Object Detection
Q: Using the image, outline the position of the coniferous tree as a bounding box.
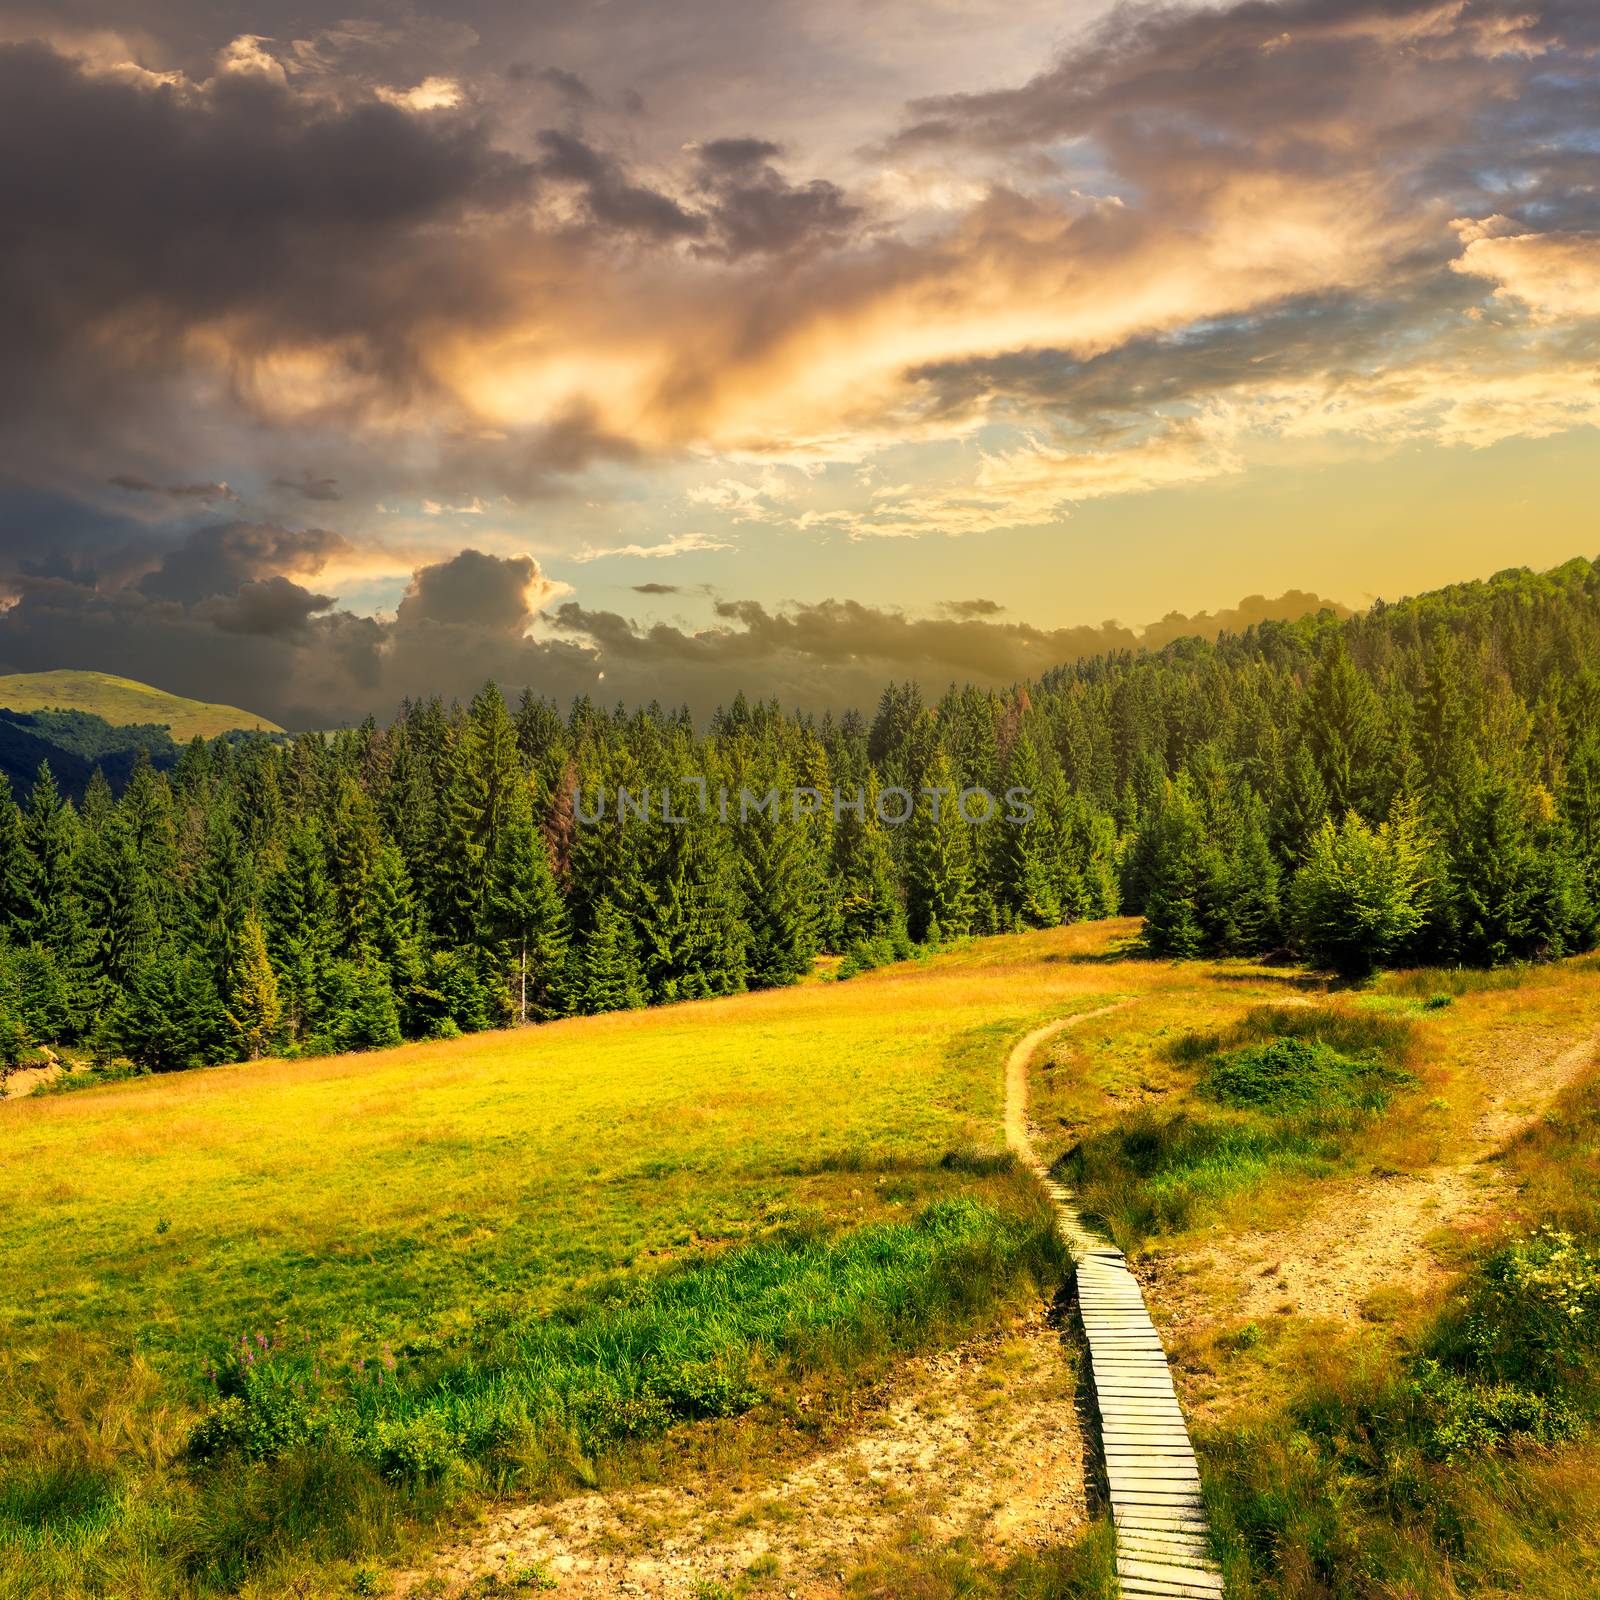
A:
[1275,743,1329,863]
[0,778,32,937]
[488,779,571,1022]
[1291,801,1435,975]
[20,763,81,947]
[0,946,27,1074]
[225,913,282,1060]
[575,898,647,1013]
[79,801,160,1008]
[1132,775,1206,957]
[905,745,974,942]
[1302,637,1384,820]
[190,806,252,995]
[643,814,750,998]
[990,733,1060,928]
[262,820,337,1043]
[438,683,523,943]
[830,770,902,945]
[731,748,817,988]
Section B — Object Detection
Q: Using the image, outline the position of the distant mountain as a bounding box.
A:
[0,671,281,741]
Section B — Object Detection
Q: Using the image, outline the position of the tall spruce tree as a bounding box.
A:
[990,733,1060,928]
[1302,637,1384,820]
[438,683,524,944]
[488,778,571,1022]
[225,913,282,1060]
[905,745,974,942]
[575,897,647,1013]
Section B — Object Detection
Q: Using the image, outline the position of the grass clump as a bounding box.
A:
[1061,1005,1419,1251]
[1200,1036,1406,1113]
[1382,964,1535,999]
[1163,1002,1420,1071]
[187,1197,1060,1476]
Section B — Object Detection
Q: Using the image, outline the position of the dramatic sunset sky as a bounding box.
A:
[0,0,1596,725]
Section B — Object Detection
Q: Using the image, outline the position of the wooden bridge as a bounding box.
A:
[1006,1013,1225,1600]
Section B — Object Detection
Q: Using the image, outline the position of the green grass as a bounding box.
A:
[1198,1062,1600,1598]
[0,670,281,739]
[1058,1005,1420,1252]
[0,923,1132,1598]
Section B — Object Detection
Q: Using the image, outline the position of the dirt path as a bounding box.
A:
[396,1311,1088,1598]
[1160,1029,1600,1329]
[1002,1004,1131,1254]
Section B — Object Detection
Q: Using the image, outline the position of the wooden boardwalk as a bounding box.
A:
[1005,1014,1224,1600]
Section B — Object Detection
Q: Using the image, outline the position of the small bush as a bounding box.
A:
[1201,1037,1406,1112]
[1407,1360,1582,1459]
[1071,1008,1421,1249]
[834,926,916,981]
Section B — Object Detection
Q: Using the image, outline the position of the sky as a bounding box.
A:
[0,0,1596,728]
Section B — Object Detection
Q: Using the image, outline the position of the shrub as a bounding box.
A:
[1201,1037,1405,1112]
[1407,1360,1582,1460]
[1291,804,1435,975]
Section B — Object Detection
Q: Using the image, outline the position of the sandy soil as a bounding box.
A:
[397,1310,1089,1597]
[1,1049,63,1099]
[1153,1028,1600,1330]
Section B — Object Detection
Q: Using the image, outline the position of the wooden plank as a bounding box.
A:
[1119,1581,1224,1600]
[1116,1512,1209,1532]
[1118,1558,1225,1596]
[1117,1541,1215,1571]
[1009,1012,1221,1597]
[1111,1490,1206,1508]
[1118,1534,1213,1555]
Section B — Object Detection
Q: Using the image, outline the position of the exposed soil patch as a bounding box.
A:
[397,1311,1088,1597]
[1,1050,63,1099]
[1152,1029,1600,1335]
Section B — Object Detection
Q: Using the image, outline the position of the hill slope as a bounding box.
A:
[0,669,282,740]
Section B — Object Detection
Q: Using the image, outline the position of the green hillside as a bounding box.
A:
[0,670,281,740]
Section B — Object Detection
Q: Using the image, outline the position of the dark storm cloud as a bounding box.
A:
[273,472,343,503]
[108,474,238,502]
[691,142,861,262]
[941,598,1005,618]
[632,582,681,595]
[697,138,784,172]
[136,523,351,605]
[509,64,596,105]
[395,548,548,633]
[536,129,707,241]
[196,576,336,636]
[0,40,532,429]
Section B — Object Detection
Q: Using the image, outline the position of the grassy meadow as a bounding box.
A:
[8,918,1600,1600]
[0,919,1172,1599]
[0,671,282,740]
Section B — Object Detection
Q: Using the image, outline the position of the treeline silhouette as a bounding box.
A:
[1,556,1596,1070]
